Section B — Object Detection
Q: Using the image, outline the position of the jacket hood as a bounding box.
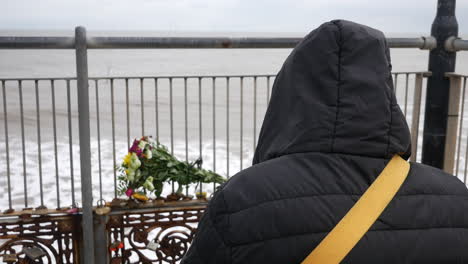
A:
[253,20,411,165]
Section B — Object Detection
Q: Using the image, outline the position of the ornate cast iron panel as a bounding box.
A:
[0,214,80,263]
[107,203,206,264]
[0,202,207,263]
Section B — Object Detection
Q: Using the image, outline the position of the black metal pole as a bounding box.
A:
[422,0,458,168]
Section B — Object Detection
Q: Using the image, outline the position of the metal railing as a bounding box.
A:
[0,71,432,211]
[445,37,468,52]
[444,73,468,181]
[0,35,437,50]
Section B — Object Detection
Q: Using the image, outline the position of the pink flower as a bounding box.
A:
[129,140,143,156]
[67,207,79,214]
[125,188,134,197]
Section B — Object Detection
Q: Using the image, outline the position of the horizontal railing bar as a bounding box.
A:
[88,74,276,80]
[0,77,77,81]
[0,212,75,220]
[0,75,276,81]
[392,71,432,76]
[445,72,468,78]
[0,36,75,49]
[0,200,209,218]
[0,74,275,81]
[0,72,432,82]
[0,36,437,50]
[386,37,436,49]
[445,37,468,51]
[87,37,302,49]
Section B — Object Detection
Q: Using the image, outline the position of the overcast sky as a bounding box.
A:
[2,0,468,34]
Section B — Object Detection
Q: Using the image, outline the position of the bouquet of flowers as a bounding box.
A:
[117,136,160,200]
[117,136,225,202]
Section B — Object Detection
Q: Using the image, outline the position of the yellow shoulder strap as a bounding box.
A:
[301,155,410,264]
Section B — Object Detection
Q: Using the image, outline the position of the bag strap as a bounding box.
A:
[301,155,410,264]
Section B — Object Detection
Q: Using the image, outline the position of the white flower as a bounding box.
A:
[146,137,155,144]
[145,149,152,159]
[138,140,147,149]
[129,153,141,169]
[127,169,135,182]
[143,176,155,191]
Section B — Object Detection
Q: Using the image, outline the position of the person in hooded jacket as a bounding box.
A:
[180,20,468,264]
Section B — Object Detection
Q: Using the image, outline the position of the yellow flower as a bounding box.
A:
[132,193,149,202]
[123,153,132,166]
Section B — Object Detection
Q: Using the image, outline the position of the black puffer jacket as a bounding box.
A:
[181,20,468,264]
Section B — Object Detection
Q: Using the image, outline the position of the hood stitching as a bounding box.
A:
[331,20,343,153]
[385,61,394,157]
[385,100,393,157]
[383,37,396,158]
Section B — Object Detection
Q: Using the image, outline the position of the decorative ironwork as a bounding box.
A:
[107,202,206,264]
[0,202,207,263]
[0,214,80,263]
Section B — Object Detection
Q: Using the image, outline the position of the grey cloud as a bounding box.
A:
[1,0,467,34]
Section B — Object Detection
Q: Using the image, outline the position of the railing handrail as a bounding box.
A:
[445,37,468,51]
[0,74,277,81]
[0,71,433,81]
[0,35,437,50]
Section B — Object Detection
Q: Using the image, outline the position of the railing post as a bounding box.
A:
[422,0,458,168]
[75,26,95,264]
[443,73,462,174]
[410,73,425,162]
[94,215,109,263]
